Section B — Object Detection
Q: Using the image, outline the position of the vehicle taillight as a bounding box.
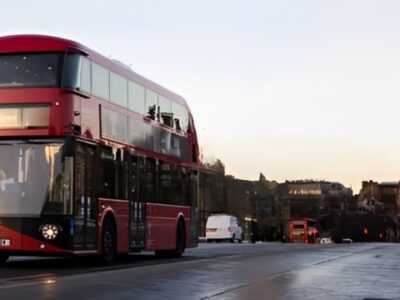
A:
[227,227,232,232]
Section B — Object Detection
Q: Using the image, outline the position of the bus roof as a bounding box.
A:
[0,34,189,108]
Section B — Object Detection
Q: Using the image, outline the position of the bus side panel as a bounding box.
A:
[0,89,71,137]
[0,220,69,254]
[145,203,190,251]
[0,221,22,251]
[98,199,129,254]
[20,233,68,254]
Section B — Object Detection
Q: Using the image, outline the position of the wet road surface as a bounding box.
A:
[0,242,399,299]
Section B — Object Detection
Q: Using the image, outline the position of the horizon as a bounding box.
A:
[206,157,397,194]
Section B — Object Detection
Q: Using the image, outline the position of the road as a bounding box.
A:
[0,242,399,300]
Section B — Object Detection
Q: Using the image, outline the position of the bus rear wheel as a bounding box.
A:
[174,221,186,257]
[101,218,116,264]
[155,221,185,258]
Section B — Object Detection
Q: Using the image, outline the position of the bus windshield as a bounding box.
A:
[0,141,71,216]
[0,53,62,88]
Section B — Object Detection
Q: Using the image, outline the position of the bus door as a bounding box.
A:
[128,154,146,250]
[188,170,199,247]
[73,142,98,250]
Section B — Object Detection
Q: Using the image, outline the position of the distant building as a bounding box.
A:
[357,181,400,216]
[198,166,400,243]
[251,174,280,241]
[356,180,400,241]
[278,180,353,239]
[282,180,352,216]
[198,170,281,241]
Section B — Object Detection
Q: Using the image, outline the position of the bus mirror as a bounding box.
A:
[69,123,81,135]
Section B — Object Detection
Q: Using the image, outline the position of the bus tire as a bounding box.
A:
[174,220,186,257]
[101,217,116,264]
[155,220,185,258]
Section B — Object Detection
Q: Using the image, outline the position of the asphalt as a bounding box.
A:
[0,242,398,300]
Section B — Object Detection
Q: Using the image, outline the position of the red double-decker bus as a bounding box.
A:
[0,35,200,263]
[289,218,318,243]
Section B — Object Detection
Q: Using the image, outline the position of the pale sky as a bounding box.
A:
[2,0,400,192]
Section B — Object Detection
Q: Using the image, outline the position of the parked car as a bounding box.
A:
[206,214,243,243]
[320,237,333,244]
[342,238,353,243]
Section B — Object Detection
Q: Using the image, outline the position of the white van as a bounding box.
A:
[206,214,243,243]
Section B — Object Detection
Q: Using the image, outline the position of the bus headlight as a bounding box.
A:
[40,224,60,240]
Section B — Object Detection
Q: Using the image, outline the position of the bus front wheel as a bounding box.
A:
[101,218,116,264]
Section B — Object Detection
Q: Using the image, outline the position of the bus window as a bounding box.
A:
[110,72,128,108]
[92,63,109,100]
[0,53,61,88]
[129,81,146,115]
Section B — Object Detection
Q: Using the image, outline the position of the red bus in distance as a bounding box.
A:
[0,35,200,263]
[289,218,318,243]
